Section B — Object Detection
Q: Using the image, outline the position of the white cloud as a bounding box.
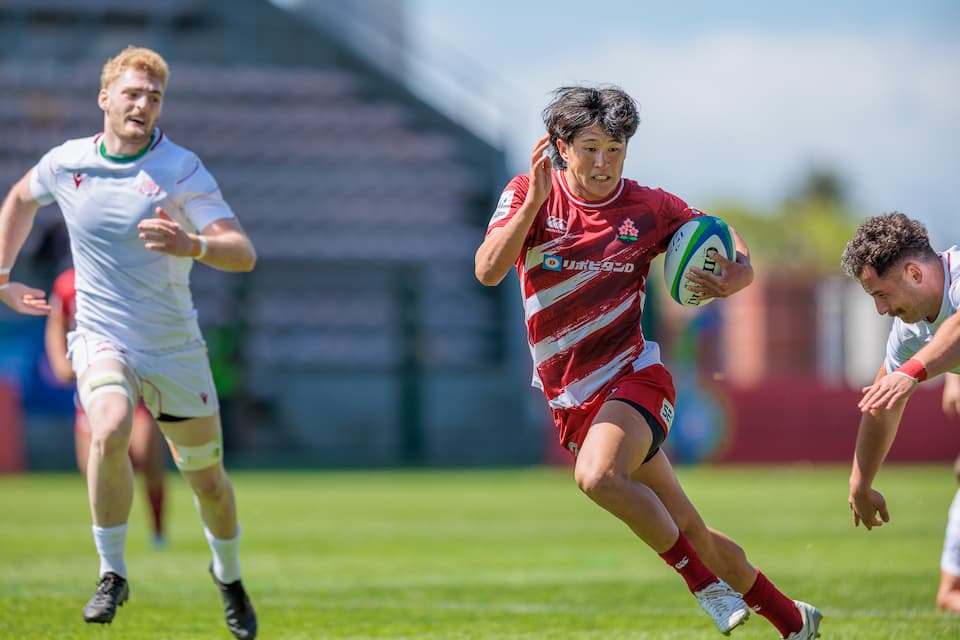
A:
[477,30,960,244]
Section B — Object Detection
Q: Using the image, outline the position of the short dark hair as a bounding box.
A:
[542,85,640,168]
[841,211,938,279]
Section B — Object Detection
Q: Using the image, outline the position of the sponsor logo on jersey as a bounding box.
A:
[73,173,85,189]
[660,398,675,428]
[566,259,635,273]
[546,215,567,234]
[488,189,514,226]
[542,254,636,273]
[617,218,639,242]
[542,255,563,271]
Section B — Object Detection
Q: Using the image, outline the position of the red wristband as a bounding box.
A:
[895,358,928,382]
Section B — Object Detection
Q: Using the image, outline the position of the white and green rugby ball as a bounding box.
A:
[663,216,734,307]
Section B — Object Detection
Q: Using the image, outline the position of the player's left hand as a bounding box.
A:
[858,372,917,413]
[685,250,753,301]
[849,486,890,531]
[0,281,51,315]
[138,207,195,257]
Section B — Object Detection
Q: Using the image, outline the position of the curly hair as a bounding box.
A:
[542,85,640,168]
[841,212,937,279]
[100,46,169,92]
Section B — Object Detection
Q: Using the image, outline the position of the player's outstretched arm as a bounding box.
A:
[0,171,51,316]
[911,312,960,381]
[849,366,907,530]
[138,207,256,272]
[860,313,960,413]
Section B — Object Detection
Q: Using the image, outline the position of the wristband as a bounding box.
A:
[194,235,208,260]
[895,358,928,382]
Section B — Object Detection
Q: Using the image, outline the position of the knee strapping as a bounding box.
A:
[79,372,134,411]
[166,437,223,471]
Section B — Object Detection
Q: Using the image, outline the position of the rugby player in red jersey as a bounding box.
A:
[476,85,821,639]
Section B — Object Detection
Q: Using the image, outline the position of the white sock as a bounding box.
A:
[205,527,241,584]
[93,524,128,579]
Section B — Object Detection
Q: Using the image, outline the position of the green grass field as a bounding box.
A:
[1,465,958,639]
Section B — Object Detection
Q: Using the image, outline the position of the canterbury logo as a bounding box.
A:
[546,216,567,233]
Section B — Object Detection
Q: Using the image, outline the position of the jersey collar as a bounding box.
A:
[96,128,163,163]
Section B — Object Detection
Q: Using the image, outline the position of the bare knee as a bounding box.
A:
[87,402,133,460]
[575,463,628,505]
[185,466,232,501]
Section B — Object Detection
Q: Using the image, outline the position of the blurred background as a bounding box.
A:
[0,0,957,472]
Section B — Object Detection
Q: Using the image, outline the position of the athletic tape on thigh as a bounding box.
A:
[166,437,223,471]
[78,372,134,411]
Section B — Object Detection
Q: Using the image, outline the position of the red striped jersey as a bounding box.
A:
[487,170,701,409]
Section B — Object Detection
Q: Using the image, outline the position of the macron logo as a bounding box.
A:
[674,556,689,570]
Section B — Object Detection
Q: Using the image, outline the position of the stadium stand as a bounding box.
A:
[0,0,536,467]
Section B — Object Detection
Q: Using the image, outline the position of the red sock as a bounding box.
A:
[147,485,165,537]
[742,570,802,637]
[658,532,717,593]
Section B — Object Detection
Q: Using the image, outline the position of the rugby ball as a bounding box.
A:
[663,216,734,307]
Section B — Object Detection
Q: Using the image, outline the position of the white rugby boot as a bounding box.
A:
[782,600,822,640]
[693,579,751,635]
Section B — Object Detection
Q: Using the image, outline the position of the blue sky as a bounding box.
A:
[410,0,959,246]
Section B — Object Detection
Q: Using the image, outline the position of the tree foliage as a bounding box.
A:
[708,168,860,276]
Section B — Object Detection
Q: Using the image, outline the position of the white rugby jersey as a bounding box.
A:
[884,247,960,375]
[30,129,234,352]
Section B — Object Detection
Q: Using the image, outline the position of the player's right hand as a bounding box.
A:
[849,487,890,531]
[0,282,51,315]
[525,134,553,209]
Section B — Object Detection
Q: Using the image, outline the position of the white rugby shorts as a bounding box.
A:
[943,488,960,576]
[68,329,219,419]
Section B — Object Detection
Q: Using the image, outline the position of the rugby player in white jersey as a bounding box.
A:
[475,85,821,639]
[0,46,257,638]
[842,212,960,613]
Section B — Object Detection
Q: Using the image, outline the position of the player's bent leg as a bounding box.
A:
[575,401,678,550]
[635,453,816,637]
[631,451,758,593]
[76,361,139,624]
[159,412,256,639]
[79,361,138,529]
[578,404,748,635]
[159,413,237,538]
